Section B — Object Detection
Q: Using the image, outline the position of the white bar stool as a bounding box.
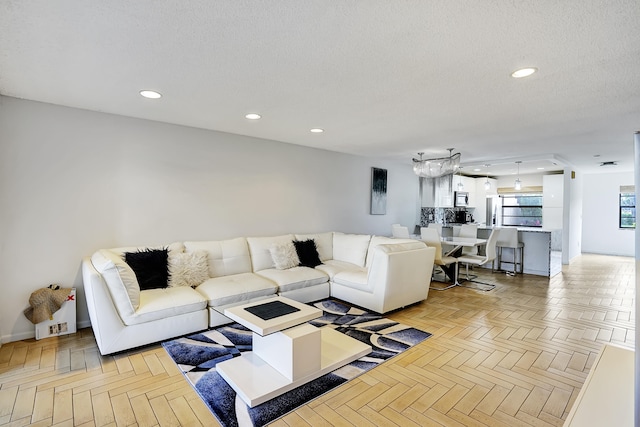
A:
[495,228,524,274]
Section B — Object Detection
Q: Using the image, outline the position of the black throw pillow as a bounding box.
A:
[124,248,169,290]
[293,239,322,268]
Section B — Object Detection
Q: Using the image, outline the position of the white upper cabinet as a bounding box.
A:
[421,175,454,207]
[459,175,477,207]
[543,174,564,207]
[543,174,564,229]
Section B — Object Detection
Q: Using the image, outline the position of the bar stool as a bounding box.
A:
[495,228,524,274]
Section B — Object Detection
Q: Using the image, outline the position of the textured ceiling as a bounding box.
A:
[1,1,639,176]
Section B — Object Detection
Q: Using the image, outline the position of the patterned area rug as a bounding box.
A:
[162,299,432,427]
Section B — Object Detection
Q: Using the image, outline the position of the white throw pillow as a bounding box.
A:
[169,250,210,288]
[269,241,300,270]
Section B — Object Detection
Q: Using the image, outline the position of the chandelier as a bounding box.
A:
[412,148,461,178]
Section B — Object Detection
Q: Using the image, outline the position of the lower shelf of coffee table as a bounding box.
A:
[216,327,372,407]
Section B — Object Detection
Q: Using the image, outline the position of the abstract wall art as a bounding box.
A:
[370,167,387,215]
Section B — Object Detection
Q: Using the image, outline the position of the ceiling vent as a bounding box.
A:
[599,161,618,167]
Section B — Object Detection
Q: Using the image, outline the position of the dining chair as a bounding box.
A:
[495,227,524,275]
[459,223,478,256]
[420,227,458,290]
[391,224,411,238]
[427,222,443,237]
[456,228,500,291]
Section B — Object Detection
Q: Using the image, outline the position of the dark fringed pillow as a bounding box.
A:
[293,239,322,268]
[124,248,169,290]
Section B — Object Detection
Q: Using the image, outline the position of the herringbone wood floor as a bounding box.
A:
[0,254,634,426]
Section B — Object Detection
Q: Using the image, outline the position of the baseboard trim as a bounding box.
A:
[1,319,92,345]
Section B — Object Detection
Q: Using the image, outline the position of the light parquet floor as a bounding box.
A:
[0,253,634,426]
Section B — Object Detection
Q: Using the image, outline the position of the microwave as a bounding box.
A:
[454,191,469,207]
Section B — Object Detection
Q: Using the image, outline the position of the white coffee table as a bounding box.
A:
[216,296,372,407]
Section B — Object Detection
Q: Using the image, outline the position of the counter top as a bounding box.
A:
[437,224,558,233]
[477,226,558,233]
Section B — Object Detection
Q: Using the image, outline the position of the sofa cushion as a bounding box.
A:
[196,272,278,307]
[293,239,322,268]
[269,241,300,270]
[124,248,169,290]
[168,250,210,287]
[247,234,295,272]
[184,237,252,277]
[125,286,207,326]
[315,259,364,280]
[294,232,333,261]
[255,267,328,293]
[332,233,371,267]
[91,250,140,317]
[333,270,371,292]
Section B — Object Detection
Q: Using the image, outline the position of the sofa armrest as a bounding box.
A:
[82,256,209,355]
[82,256,127,354]
[367,242,435,311]
[330,241,435,314]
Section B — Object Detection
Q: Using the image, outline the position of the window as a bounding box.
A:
[619,186,635,229]
[501,194,543,227]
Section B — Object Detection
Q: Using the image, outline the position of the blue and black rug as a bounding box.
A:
[162,299,432,427]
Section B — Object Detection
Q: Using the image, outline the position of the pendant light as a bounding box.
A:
[456,168,464,191]
[514,161,522,190]
[484,164,491,190]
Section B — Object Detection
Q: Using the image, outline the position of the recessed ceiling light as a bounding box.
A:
[139,90,162,99]
[245,113,261,120]
[511,67,538,78]
[473,168,481,172]
[310,128,324,133]
[537,167,545,170]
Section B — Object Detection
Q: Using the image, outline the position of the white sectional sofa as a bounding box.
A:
[82,232,435,355]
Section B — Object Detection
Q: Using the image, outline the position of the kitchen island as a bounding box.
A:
[439,225,561,277]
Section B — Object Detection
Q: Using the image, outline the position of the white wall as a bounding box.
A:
[582,171,635,256]
[0,96,419,343]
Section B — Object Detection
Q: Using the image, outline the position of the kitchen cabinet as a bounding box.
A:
[543,174,564,229]
[460,176,477,207]
[421,175,454,207]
